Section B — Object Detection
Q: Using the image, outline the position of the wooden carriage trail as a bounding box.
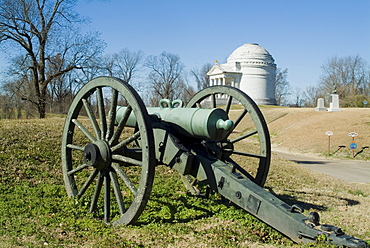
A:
[61,77,369,247]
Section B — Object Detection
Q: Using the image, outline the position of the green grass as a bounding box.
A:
[0,118,368,247]
[348,189,368,197]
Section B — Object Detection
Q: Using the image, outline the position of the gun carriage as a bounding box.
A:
[62,77,368,247]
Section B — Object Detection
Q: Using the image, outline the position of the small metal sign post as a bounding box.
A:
[364,101,368,108]
[325,131,333,155]
[348,132,358,158]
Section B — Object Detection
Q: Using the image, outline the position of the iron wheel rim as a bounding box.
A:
[186,86,271,187]
[61,76,155,225]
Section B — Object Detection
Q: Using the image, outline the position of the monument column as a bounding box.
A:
[315,98,326,111]
[328,85,341,112]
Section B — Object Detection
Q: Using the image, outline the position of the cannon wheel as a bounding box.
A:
[61,77,155,225]
[183,86,271,192]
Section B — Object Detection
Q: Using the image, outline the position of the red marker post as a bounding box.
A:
[325,131,333,155]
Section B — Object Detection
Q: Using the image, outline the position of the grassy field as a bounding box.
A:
[0,108,369,247]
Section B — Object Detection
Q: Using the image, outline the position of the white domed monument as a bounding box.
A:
[207,43,277,105]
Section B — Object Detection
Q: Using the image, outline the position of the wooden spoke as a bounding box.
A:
[211,94,216,108]
[232,150,265,159]
[233,109,248,130]
[82,98,101,139]
[97,87,107,139]
[104,173,111,223]
[111,131,140,152]
[66,144,84,151]
[225,96,233,114]
[112,163,138,196]
[109,105,133,145]
[106,89,118,140]
[62,77,155,225]
[77,168,98,197]
[230,130,258,144]
[67,163,89,176]
[90,172,103,213]
[72,119,96,142]
[185,85,271,187]
[112,154,142,167]
[110,170,126,214]
[224,157,256,182]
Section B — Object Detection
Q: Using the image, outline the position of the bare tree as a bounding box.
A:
[101,48,144,94]
[47,53,72,113]
[302,85,321,107]
[290,87,304,107]
[275,68,291,106]
[191,63,212,91]
[319,55,369,107]
[2,77,34,118]
[0,93,12,118]
[112,49,144,83]
[178,74,196,104]
[0,0,105,118]
[2,55,36,117]
[145,51,186,105]
[182,82,196,103]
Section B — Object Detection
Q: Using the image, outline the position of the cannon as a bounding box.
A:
[61,77,368,247]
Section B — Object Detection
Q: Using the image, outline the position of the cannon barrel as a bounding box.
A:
[115,99,234,141]
[62,77,368,247]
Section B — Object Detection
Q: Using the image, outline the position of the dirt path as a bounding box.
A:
[273,150,370,184]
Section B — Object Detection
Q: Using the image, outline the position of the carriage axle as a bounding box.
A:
[62,77,368,247]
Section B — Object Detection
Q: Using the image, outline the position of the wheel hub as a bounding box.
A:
[84,140,112,170]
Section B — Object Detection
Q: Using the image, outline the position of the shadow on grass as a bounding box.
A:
[135,193,220,225]
[135,182,360,226]
[266,187,360,212]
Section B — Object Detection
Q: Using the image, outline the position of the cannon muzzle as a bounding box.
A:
[63,78,368,247]
[115,99,234,141]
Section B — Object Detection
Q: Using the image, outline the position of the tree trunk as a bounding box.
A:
[37,84,48,118]
[38,100,46,118]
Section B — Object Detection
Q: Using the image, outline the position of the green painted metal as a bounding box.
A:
[152,128,194,175]
[115,102,234,141]
[61,77,368,247]
[61,76,155,225]
[185,86,271,187]
[188,151,367,247]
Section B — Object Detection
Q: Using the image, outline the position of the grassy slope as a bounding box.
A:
[262,107,370,159]
[0,108,369,247]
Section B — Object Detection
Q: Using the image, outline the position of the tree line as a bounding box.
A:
[276,55,370,108]
[0,0,369,119]
[0,0,201,118]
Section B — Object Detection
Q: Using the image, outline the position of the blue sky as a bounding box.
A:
[1,0,370,93]
[74,0,370,91]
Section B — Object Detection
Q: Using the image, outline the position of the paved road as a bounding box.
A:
[273,150,370,184]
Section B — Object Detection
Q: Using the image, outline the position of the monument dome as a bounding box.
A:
[227,43,275,64]
[207,43,277,105]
